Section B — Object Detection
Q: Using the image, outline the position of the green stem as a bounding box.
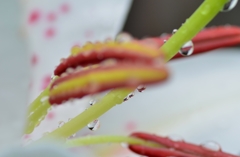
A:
[25,87,51,134]
[40,88,132,140]
[66,135,161,148]
[161,0,228,61]
[25,77,58,134]
[37,0,227,141]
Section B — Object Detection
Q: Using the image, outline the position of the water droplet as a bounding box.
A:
[121,142,128,148]
[60,72,68,77]
[172,29,178,34]
[29,112,34,116]
[58,121,65,128]
[69,133,76,138]
[115,32,133,43]
[43,132,49,136]
[66,67,74,74]
[38,115,45,121]
[222,0,238,12]
[201,141,221,151]
[88,119,100,131]
[51,74,55,80]
[137,85,146,92]
[163,40,167,44]
[89,100,95,106]
[60,58,66,63]
[40,96,49,103]
[179,40,194,56]
[123,92,134,102]
[128,92,134,98]
[201,5,211,15]
[168,134,184,142]
[123,97,128,102]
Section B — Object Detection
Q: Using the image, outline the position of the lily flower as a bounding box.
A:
[0,0,239,156]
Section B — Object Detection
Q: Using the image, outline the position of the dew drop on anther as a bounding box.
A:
[222,0,238,12]
[115,32,133,43]
[201,141,221,151]
[88,119,100,131]
[179,40,194,56]
[168,134,184,142]
[51,74,55,80]
[137,85,146,92]
[58,121,65,128]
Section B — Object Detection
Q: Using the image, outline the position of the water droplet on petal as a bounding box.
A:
[179,40,194,56]
[168,134,184,142]
[43,132,50,136]
[172,29,178,34]
[222,0,238,12]
[163,40,167,44]
[88,119,100,131]
[40,96,49,103]
[58,121,65,128]
[137,85,146,92]
[121,142,128,148]
[201,141,221,151]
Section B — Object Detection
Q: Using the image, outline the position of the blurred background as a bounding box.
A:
[0,0,240,156]
[124,0,240,37]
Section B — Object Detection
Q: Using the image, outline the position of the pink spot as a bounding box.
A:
[41,74,51,90]
[23,134,31,140]
[28,9,41,25]
[73,42,82,47]
[45,27,55,38]
[47,12,57,22]
[29,80,33,90]
[31,53,38,66]
[125,121,137,132]
[60,3,70,13]
[46,112,55,120]
[84,30,94,38]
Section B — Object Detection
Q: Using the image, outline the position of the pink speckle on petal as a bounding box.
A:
[23,134,31,140]
[29,80,33,90]
[31,53,38,66]
[41,74,51,90]
[125,121,137,132]
[28,9,41,25]
[45,27,55,38]
[47,12,57,22]
[84,30,94,38]
[60,3,70,13]
[46,112,55,120]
